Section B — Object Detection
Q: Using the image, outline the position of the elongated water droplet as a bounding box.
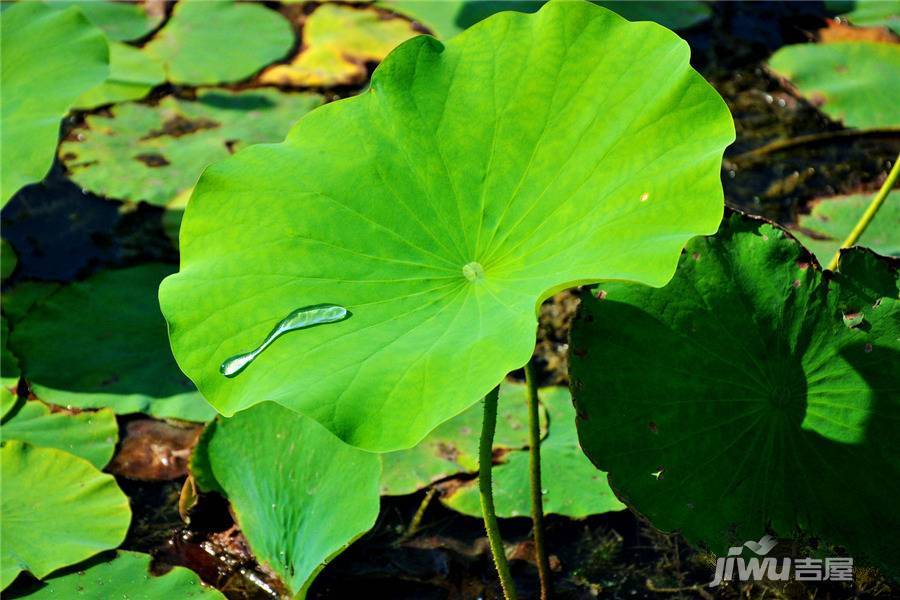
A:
[219,304,349,378]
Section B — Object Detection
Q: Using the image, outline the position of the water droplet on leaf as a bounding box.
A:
[220,304,349,377]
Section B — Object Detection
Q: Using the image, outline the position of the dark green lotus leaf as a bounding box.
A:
[571,212,899,574]
[8,264,214,422]
[768,41,900,128]
[0,401,117,469]
[792,191,899,264]
[75,42,166,109]
[161,0,733,451]
[1,239,16,280]
[53,1,165,42]
[143,0,294,85]
[381,1,710,38]
[381,381,546,495]
[1,441,131,590]
[193,402,381,597]
[441,385,625,518]
[16,551,224,599]
[0,2,108,205]
[839,0,900,34]
[60,89,322,206]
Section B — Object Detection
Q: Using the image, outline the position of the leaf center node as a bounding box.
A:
[462,261,485,283]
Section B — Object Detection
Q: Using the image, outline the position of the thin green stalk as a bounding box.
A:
[400,487,436,542]
[480,385,518,600]
[827,152,900,272]
[524,360,551,600]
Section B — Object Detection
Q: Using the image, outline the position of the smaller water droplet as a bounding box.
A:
[541,488,548,495]
[639,192,649,202]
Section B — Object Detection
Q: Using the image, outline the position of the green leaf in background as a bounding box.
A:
[259,3,418,87]
[571,212,900,574]
[1,442,131,590]
[1,317,19,389]
[380,0,710,39]
[75,42,166,109]
[839,0,900,35]
[0,401,118,469]
[194,402,381,598]
[0,387,17,420]
[54,0,165,42]
[792,191,899,263]
[0,2,108,205]
[8,551,224,599]
[768,41,900,128]
[60,89,323,206]
[143,1,294,85]
[160,0,733,451]
[1,239,16,280]
[8,264,214,422]
[441,385,625,518]
[381,381,546,496]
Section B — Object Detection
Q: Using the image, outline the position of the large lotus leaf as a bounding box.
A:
[381,381,547,495]
[380,1,710,39]
[0,2,108,205]
[0,442,131,590]
[0,401,117,469]
[441,385,625,518]
[793,191,899,264]
[570,212,900,574]
[60,89,322,205]
[75,42,166,109]
[143,1,293,85]
[194,402,381,598]
[8,264,214,422]
[53,1,165,42]
[840,0,900,35]
[259,3,418,87]
[161,0,733,451]
[768,41,900,128]
[17,551,224,599]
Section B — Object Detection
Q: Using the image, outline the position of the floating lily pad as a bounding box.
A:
[839,0,900,35]
[571,212,900,574]
[194,402,381,597]
[768,41,900,128]
[441,386,625,518]
[793,191,900,264]
[1,442,131,590]
[60,89,322,205]
[54,1,165,42]
[259,3,418,87]
[143,1,293,85]
[161,0,733,451]
[381,381,546,495]
[75,42,166,109]
[17,550,224,599]
[0,2,108,205]
[8,264,214,422]
[380,1,710,38]
[0,401,118,469]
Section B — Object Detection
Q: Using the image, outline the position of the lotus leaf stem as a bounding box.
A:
[524,359,552,600]
[827,152,900,271]
[479,385,518,600]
